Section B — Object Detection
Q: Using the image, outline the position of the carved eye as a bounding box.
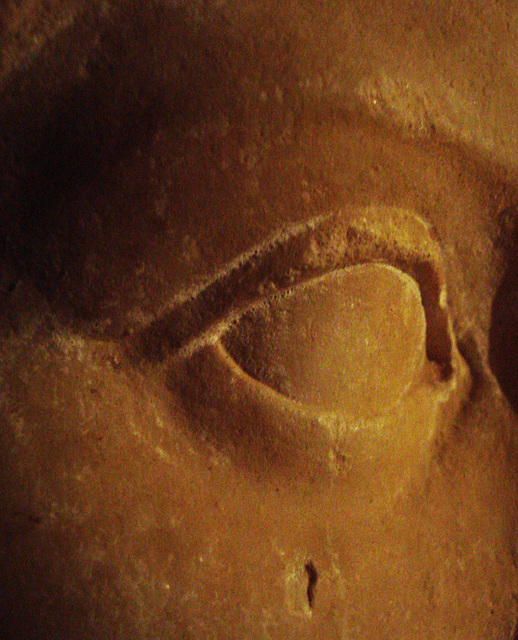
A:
[135,207,468,480]
[222,263,426,417]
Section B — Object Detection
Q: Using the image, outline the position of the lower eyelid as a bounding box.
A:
[167,321,466,485]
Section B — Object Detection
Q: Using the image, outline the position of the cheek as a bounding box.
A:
[0,327,516,639]
[0,335,208,636]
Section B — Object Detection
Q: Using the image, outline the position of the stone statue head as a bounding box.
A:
[1,1,518,638]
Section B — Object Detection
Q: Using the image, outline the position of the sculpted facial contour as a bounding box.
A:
[1,2,518,639]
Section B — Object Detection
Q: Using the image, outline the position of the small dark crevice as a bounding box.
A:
[456,330,487,401]
[304,560,318,609]
[489,215,518,414]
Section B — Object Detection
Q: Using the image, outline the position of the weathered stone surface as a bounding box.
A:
[1,2,518,640]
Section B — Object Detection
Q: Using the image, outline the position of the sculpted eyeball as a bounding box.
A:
[223,263,427,417]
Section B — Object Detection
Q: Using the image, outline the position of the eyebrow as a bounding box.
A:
[129,206,453,376]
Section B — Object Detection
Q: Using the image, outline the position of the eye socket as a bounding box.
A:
[222,263,427,417]
[147,207,468,481]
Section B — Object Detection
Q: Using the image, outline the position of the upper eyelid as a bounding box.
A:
[129,206,452,374]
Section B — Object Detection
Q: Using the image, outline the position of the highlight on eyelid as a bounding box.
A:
[222,263,426,417]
